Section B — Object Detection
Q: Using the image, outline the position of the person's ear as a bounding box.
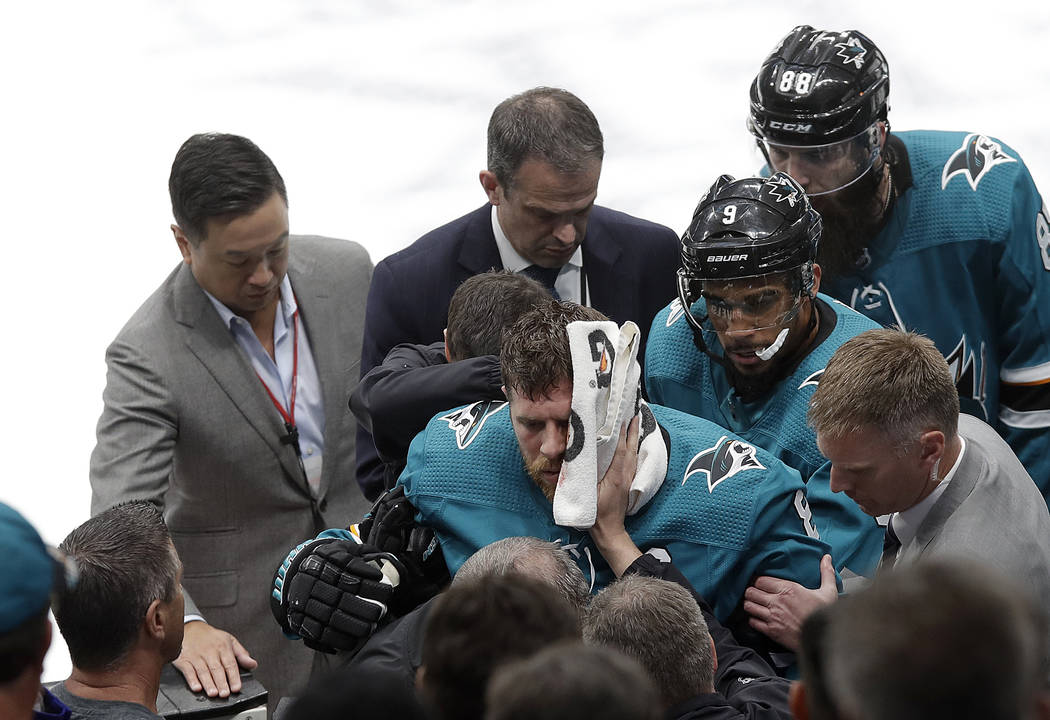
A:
[172,225,194,265]
[480,171,503,206]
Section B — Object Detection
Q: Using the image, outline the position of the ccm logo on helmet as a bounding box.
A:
[707,254,749,262]
[769,120,813,133]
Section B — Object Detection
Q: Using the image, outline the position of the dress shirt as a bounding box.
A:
[888,436,967,552]
[203,274,325,493]
[490,204,588,304]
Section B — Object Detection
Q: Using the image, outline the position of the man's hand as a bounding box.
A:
[174,620,257,698]
[589,416,642,577]
[743,553,838,651]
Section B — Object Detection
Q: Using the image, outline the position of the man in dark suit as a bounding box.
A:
[90,133,372,708]
[358,86,681,499]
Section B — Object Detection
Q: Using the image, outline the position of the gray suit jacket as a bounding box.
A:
[897,414,1050,606]
[90,235,372,704]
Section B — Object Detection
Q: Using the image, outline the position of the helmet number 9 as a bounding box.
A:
[722,205,738,225]
[778,70,813,95]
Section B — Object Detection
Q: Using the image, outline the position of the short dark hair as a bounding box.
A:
[500,301,607,400]
[56,502,179,672]
[796,605,843,720]
[169,132,287,244]
[485,643,661,720]
[584,574,715,708]
[487,87,604,191]
[446,271,552,361]
[0,608,49,685]
[453,536,589,611]
[826,559,1048,720]
[421,573,581,720]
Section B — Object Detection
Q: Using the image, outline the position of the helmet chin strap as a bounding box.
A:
[755,327,790,361]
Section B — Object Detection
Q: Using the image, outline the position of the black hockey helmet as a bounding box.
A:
[677,173,821,363]
[680,172,820,286]
[748,25,889,146]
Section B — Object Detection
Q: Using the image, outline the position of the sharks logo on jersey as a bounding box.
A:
[946,335,988,421]
[850,281,906,329]
[941,134,1016,191]
[666,298,686,327]
[798,368,825,390]
[441,400,507,450]
[683,436,766,492]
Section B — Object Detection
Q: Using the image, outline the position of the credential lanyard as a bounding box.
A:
[255,307,305,473]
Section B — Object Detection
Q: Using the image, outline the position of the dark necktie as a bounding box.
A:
[880,522,902,571]
[521,265,561,300]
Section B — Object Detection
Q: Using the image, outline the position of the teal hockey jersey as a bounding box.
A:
[822,130,1050,499]
[645,294,884,576]
[397,400,831,622]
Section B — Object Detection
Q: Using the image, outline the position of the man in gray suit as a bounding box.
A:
[742,327,1050,652]
[90,133,372,707]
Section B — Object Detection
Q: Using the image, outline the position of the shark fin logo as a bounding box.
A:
[834,36,868,68]
[440,400,507,450]
[667,298,685,327]
[683,436,766,492]
[763,175,800,206]
[941,134,1015,191]
[798,368,825,390]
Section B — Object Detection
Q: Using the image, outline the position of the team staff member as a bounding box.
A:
[356,86,680,499]
[90,133,372,707]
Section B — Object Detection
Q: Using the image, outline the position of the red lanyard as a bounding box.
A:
[257,308,300,428]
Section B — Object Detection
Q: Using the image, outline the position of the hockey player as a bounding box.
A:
[646,172,884,577]
[271,302,833,662]
[748,25,1050,498]
[392,301,831,623]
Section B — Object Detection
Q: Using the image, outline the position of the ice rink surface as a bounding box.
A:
[3,0,1048,681]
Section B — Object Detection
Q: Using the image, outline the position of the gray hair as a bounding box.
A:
[56,501,179,671]
[825,558,1048,720]
[807,328,959,454]
[583,574,715,709]
[487,87,604,191]
[454,536,589,611]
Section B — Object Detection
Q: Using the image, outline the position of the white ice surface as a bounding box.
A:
[1,0,1047,682]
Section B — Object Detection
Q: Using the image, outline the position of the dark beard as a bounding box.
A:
[811,169,888,279]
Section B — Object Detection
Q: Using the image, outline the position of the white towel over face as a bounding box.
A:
[553,320,668,529]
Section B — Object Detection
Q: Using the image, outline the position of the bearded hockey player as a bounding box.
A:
[645,172,884,576]
[272,301,833,665]
[748,25,1050,498]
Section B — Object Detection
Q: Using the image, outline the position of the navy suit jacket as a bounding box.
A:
[356,203,680,498]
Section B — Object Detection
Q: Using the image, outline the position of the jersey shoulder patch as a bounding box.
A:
[941,133,1016,191]
[683,435,766,492]
[439,400,507,449]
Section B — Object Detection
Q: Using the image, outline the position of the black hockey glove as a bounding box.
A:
[358,485,450,615]
[270,535,403,654]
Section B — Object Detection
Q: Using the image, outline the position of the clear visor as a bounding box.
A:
[688,272,804,336]
[762,123,881,197]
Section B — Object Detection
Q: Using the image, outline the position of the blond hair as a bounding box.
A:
[807,328,959,453]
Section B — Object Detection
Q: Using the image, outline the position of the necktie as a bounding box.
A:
[521,265,561,300]
[880,521,902,571]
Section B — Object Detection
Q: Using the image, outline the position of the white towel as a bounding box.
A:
[553,320,668,529]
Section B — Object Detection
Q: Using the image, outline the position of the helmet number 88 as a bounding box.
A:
[778,70,813,95]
